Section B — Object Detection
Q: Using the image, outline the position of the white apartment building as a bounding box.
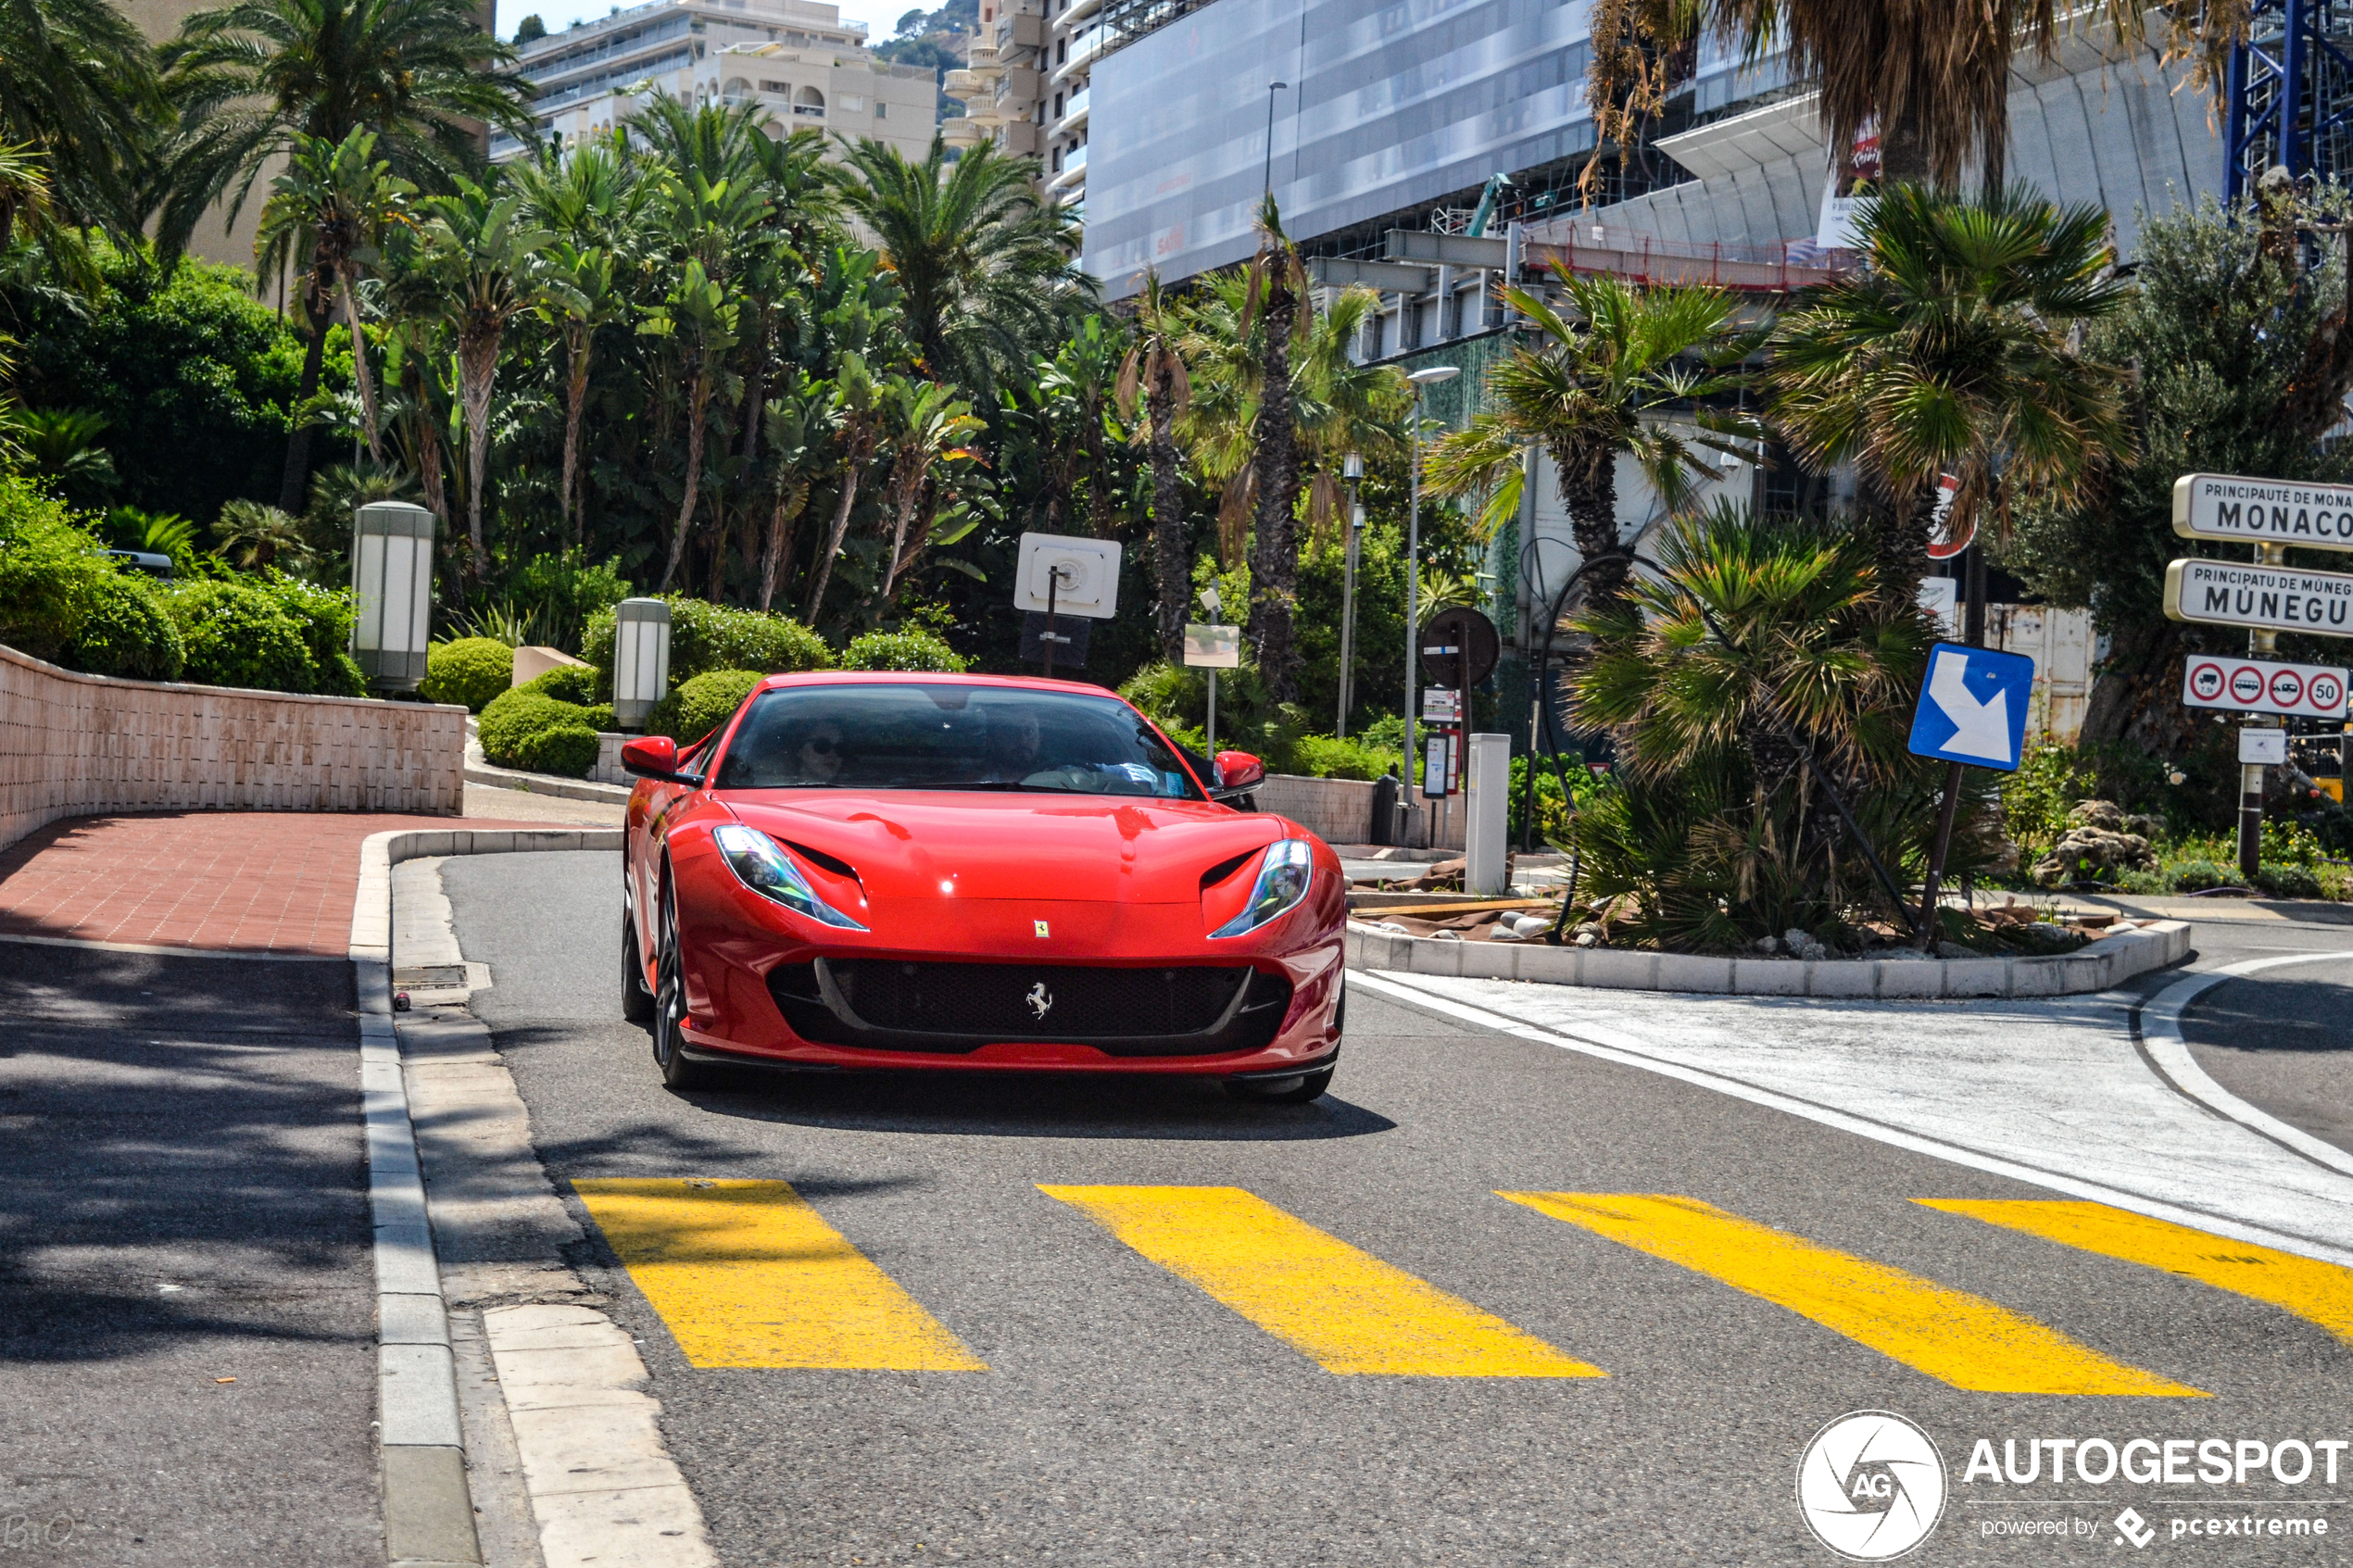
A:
[494,0,937,166]
[941,0,1095,223]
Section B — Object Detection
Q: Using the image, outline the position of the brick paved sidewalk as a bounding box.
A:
[0,786,623,957]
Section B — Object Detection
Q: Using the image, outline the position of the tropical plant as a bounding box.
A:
[802,351,880,620]
[1238,195,1310,705]
[874,376,984,602]
[1766,183,2132,608]
[16,407,117,507]
[1423,268,1759,607]
[212,497,312,571]
[835,134,1085,402]
[1115,270,1195,660]
[0,0,163,232]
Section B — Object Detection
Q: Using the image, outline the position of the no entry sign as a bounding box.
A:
[2182,655,2349,718]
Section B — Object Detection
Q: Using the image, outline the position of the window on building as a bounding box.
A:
[875,101,886,116]
[1055,36,1065,62]
[1051,146,1063,171]
[1052,91,1062,117]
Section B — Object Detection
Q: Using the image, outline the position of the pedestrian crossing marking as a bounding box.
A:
[1499,1192,2207,1397]
[1919,1198,2353,1347]
[1038,1185,1605,1377]
[572,1178,988,1372]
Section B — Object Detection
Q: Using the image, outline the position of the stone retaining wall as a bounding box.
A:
[1346,919,2193,998]
[1,641,464,853]
[1252,773,1376,843]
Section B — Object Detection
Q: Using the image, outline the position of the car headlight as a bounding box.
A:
[711,823,867,930]
[1211,838,1315,939]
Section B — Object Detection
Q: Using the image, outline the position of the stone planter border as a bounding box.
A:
[1345,919,2193,998]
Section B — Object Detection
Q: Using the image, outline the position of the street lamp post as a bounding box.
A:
[1403,365,1460,845]
[1262,82,1288,196]
[1337,451,1364,737]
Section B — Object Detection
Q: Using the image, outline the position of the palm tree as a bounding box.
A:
[158,0,534,506]
[1423,267,1758,608]
[1291,285,1410,542]
[0,0,163,232]
[1238,195,1310,705]
[536,241,623,544]
[256,128,410,463]
[875,377,984,602]
[803,352,881,621]
[757,374,827,613]
[212,497,313,571]
[411,178,565,571]
[835,134,1085,402]
[1115,271,1195,661]
[1765,183,2132,614]
[18,407,116,507]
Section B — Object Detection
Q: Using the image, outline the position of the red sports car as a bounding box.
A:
[618,672,1348,1101]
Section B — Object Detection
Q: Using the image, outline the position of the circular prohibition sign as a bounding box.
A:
[2188,660,2228,703]
[2270,668,2308,709]
[2229,665,2268,706]
[2311,671,2347,712]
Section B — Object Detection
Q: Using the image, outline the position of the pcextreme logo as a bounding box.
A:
[1798,1411,1949,1561]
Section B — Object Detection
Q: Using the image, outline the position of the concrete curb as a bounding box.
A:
[463,756,635,807]
[1343,918,2194,997]
[352,828,625,1568]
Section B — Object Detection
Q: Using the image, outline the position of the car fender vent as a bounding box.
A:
[783,839,862,889]
[1199,848,1258,890]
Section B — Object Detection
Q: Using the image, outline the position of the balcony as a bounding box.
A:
[793,102,824,117]
[994,11,1045,47]
[941,116,985,147]
[996,66,1041,105]
[1050,26,1101,84]
[1051,85,1088,133]
[1047,142,1087,188]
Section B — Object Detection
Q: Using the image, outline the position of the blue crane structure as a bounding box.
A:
[2225,0,2353,199]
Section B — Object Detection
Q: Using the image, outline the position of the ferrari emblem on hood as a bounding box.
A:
[1026,982,1053,1021]
[1034,919,1050,937]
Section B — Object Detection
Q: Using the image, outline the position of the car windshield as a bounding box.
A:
[712,684,1204,799]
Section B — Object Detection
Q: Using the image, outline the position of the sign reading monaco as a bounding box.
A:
[2162,558,2353,636]
[2182,655,2349,718]
[2173,473,2353,548]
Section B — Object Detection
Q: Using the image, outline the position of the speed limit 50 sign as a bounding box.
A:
[2183,655,2348,718]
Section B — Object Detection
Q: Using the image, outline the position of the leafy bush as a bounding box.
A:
[2256,864,2325,899]
[166,579,324,693]
[501,551,633,652]
[2169,859,2231,893]
[509,722,602,779]
[254,571,363,695]
[580,596,831,698]
[74,570,185,681]
[839,628,968,671]
[422,637,515,712]
[478,687,615,774]
[0,477,117,663]
[519,662,600,705]
[647,669,765,745]
[1279,732,1391,781]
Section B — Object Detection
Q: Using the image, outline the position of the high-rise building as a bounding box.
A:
[941,0,1093,222]
[497,0,937,165]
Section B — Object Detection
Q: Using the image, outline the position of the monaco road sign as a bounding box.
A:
[1908,643,2035,771]
[2173,473,2353,550]
[2163,558,2353,637]
[2182,655,2348,719]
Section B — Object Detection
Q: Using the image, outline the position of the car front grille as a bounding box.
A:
[765,959,1293,1057]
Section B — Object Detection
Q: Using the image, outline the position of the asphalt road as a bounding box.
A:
[2166,916,2353,1158]
[447,852,2353,1567]
[0,944,380,1565]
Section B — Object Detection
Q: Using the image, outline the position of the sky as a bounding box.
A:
[494,0,911,49]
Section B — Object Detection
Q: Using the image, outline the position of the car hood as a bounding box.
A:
[716,791,1291,905]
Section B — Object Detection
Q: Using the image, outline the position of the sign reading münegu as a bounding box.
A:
[2173,473,2353,549]
[2163,558,2353,636]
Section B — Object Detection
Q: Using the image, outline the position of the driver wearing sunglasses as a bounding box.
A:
[794,722,844,784]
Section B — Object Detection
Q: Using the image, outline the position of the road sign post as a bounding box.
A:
[1183,608,1239,756]
[1014,533,1121,681]
[1906,643,2036,949]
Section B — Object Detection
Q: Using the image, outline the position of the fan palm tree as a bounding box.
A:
[410,178,566,571]
[1765,182,2132,612]
[1292,285,1411,544]
[835,134,1085,402]
[212,497,314,571]
[158,0,534,506]
[18,407,116,507]
[1114,271,1196,661]
[256,128,411,464]
[0,0,164,232]
[1423,267,1760,608]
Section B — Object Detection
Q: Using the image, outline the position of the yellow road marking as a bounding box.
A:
[1919,1198,2353,1347]
[1500,1192,2204,1397]
[1039,1185,1604,1377]
[572,1179,987,1371]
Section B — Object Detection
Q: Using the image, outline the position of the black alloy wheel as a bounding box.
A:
[650,872,710,1091]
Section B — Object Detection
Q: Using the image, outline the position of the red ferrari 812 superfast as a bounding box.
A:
[618,672,1348,1101]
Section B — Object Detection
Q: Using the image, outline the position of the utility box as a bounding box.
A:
[1464,733,1513,895]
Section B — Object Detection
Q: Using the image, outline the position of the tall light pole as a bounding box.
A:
[1262,82,1289,196]
[1337,450,1363,736]
[1403,365,1460,840]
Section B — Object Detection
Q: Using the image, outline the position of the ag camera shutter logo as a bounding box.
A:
[1796,1411,1946,1561]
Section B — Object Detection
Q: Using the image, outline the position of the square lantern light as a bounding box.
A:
[610,597,672,731]
[351,501,437,692]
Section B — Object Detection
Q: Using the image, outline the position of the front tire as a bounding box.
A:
[1224,1065,1335,1105]
[649,873,710,1092]
[622,901,654,1025]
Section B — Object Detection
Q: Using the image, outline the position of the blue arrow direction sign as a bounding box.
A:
[1907,642,2035,771]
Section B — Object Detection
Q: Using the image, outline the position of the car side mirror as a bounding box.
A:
[1214,751,1265,791]
[621,734,695,784]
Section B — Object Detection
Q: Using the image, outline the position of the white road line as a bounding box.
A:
[1350,967,2353,1269]
[2140,952,2353,1181]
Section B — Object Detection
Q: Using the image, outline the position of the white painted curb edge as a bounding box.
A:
[2141,952,2353,1181]
[352,827,625,1568]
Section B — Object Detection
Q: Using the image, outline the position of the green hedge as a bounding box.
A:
[839,628,967,672]
[478,686,615,776]
[0,476,120,663]
[520,662,599,705]
[647,669,764,745]
[168,577,364,696]
[580,597,832,698]
[75,571,184,681]
[422,637,515,712]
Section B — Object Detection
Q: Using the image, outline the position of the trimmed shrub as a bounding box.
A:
[422,637,515,712]
[0,477,116,663]
[2255,864,2324,899]
[2169,859,2230,893]
[1280,733,1390,782]
[478,687,613,774]
[581,596,831,698]
[165,578,319,693]
[839,628,967,672]
[258,572,363,696]
[510,722,602,779]
[74,570,185,681]
[519,662,599,705]
[647,669,764,745]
